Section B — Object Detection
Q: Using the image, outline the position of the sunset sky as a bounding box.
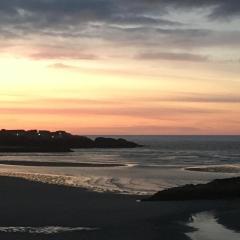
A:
[1,0,240,135]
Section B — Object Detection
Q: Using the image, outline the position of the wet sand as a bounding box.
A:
[0,175,240,239]
[0,160,124,167]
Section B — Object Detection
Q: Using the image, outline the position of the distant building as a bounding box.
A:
[54,131,71,138]
[27,130,38,134]
[0,129,72,138]
[38,130,52,137]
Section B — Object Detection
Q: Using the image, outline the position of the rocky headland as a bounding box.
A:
[145,177,240,201]
[0,129,142,152]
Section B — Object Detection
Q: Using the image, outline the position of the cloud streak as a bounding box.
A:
[0,0,239,62]
[137,52,209,62]
[0,105,223,119]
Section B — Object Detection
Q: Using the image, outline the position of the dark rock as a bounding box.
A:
[145,177,240,201]
[94,137,142,148]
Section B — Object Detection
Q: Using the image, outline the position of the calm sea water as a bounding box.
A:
[0,136,240,195]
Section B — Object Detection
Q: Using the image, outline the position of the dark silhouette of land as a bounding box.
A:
[0,129,141,152]
[145,177,240,201]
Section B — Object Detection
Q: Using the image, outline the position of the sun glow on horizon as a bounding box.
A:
[1,1,240,135]
[1,54,240,135]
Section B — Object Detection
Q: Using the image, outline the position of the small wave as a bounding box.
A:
[185,164,240,173]
[0,226,99,234]
[125,163,139,167]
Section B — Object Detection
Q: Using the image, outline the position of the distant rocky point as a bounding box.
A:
[0,129,142,152]
[145,177,240,201]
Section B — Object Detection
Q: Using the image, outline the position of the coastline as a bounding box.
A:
[0,162,238,196]
[0,175,240,239]
[0,134,240,239]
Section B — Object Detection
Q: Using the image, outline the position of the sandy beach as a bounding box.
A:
[0,175,239,240]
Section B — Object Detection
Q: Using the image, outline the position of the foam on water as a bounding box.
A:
[0,226,99,234]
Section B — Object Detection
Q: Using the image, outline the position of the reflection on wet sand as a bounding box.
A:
[186,205,240,240]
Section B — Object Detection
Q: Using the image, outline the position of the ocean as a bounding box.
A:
[0,135,240,195]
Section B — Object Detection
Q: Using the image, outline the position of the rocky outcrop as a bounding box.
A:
[145,177,240,201]
[0,129,142,150]
[94,137,141,148]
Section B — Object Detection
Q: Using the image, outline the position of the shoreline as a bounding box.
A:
[0,170,116,194]
[0,169,145,195]
[0,163,238,196]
